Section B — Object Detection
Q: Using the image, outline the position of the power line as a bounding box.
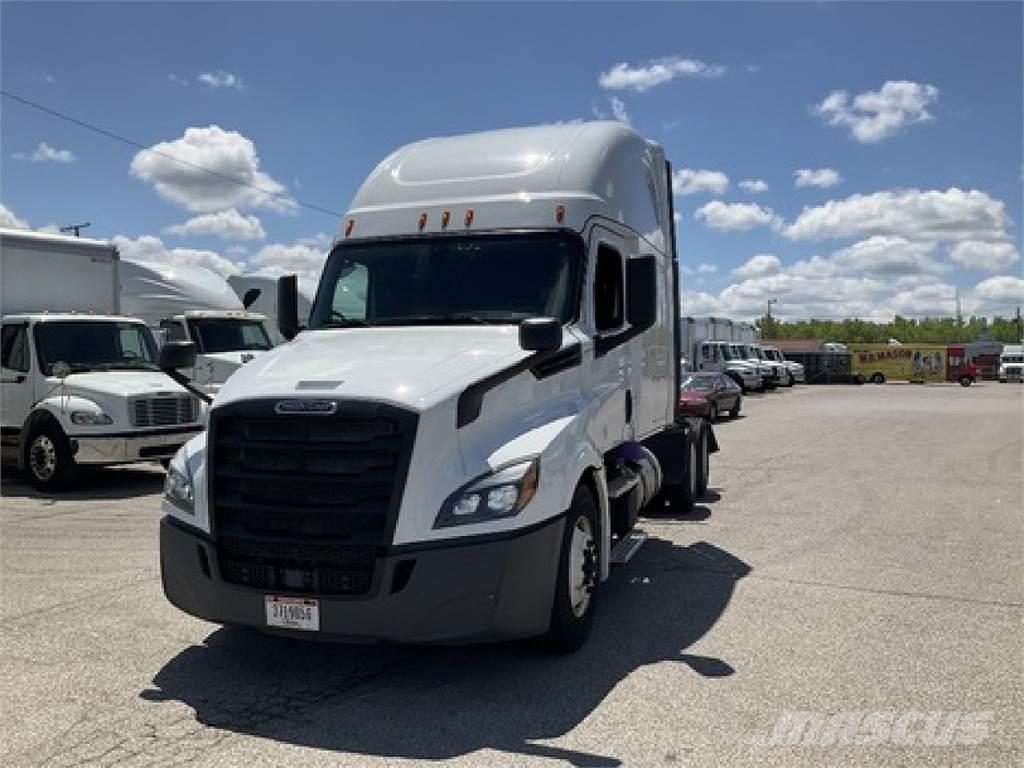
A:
[1,89,345,219]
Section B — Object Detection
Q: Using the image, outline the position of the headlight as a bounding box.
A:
[435,458,539,529]
[164,463,194,514]
[71,410,113,426]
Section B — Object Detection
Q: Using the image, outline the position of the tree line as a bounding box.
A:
[759,314,1023,344]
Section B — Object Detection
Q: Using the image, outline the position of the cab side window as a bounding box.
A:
[701,344,716,362]
[593,245,623,332]
[159,320,187,342]
[1,324,30,372]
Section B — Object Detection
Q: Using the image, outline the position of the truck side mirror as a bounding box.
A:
[519,317,562,353]
[278,275,300,341]
[627,255,657,330]
[159,341,197,372]
[241,288,261,309]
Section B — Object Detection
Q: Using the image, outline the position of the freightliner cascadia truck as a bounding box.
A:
[158,122,717,651]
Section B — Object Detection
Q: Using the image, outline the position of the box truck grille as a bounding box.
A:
[209,401,418,597]
[131,395,197,427]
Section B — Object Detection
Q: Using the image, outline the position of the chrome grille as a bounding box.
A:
[131,395,197,427]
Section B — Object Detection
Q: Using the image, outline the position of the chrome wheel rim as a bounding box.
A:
[568,515,595,618]
[30,435,57,481]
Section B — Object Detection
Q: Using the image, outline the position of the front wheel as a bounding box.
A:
[730,399,741,418]
[787,373,795,387]
[959,376,973,387]
[870,373,885,385]
[547,485,599,653]
[24,421,78,491]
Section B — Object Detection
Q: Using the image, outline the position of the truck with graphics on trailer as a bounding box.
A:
[850,343,979,386]
[157,122,717,651]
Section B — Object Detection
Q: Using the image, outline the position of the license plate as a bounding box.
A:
[265,596,319,631]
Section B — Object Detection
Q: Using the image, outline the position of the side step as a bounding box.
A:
[610,529,648,565]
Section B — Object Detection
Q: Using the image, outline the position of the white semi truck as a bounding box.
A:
[998,344,1023,382]
[0,228,203,490]
[157,122,717,651]
[121,260,273,393]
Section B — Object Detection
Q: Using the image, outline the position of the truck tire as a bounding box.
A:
[870,372,885,385]
[959,376,973,387]
[546,485,599,653]
[696,426,710,497]
[24,421,78,492]
[730,400,741,418]
[787,373,795,387]
[657,438,697,515]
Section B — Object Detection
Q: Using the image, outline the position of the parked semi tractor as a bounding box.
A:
[158,122,717,650]
[850,343,979,386]
[998,344,1023,382]
[121,260,273,394]
[0,228,203,490]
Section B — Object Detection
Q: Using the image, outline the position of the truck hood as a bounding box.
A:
[214,326,528,411]
[61,370,187,398]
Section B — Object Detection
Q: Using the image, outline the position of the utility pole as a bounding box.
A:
[767,298,777,321]
[1017,305,1022,342]
[955,288,962,328]
[59,222,90,237]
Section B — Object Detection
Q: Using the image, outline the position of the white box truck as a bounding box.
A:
[684,316,762,391]
[0,229,203,490]
[120,260,273,394]
[157,122,718,651]
[998,344,1023,382]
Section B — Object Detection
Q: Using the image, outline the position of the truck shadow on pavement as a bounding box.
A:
[0,465,165,500]
[143,539,751,767]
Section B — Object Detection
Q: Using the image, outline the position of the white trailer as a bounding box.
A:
[1,228,202,490]
[158,121,718,651]
[120,260,273,393]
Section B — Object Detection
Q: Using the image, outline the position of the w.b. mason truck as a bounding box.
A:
[158,122,717,651]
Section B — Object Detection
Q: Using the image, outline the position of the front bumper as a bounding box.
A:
[73,426,202,464]
[160,514,564,644]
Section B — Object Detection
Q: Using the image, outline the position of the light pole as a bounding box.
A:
[767,298,777,321]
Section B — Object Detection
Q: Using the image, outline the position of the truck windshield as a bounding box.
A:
[187,318,272,353]
[34,321,159,374]
[310,233,582,328]
[721,345,738,361]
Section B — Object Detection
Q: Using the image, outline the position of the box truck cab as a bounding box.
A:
[228,274,316,346]
[0,229,203,490]
[158,122,716,651]
[761,345,802,385]
[737,344,781,388]
[120,260,274,393]
[998,344,1023,382]
[694,340,761,391]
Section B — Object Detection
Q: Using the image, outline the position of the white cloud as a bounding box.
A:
[610,96,631,125]
[41,73,56,84]
[733,253,781,278]
[783,188,1011,243]
[816,80,939,143]
[248,240,329,290]
[13,142,76,163]
[673,168,729,196]
[697,263,717,274]
[197,70,243,89]
[0,202,29,229]
[168,74,189,87]
[794,167,842,188]
[888,283,960,316]
[164,209,266,240]
[973,275,1024,306]
[738,179,768,193]
[598,56,725,92]
[112,234,242,278]
[130,125,296,213]
[695,201,780,232]
[830,235,947,276]
[949,241,1021,273]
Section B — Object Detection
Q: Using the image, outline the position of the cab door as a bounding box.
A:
[1,322,35,448]
[584,226,638,449]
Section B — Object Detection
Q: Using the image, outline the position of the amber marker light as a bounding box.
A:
[555,205,565,224]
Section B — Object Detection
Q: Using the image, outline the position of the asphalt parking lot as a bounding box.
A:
[1,383,1021,767]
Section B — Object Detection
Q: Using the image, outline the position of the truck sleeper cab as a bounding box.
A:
[0,314,203,490]
[158,122,715,651]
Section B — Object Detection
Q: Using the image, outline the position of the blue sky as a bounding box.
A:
[2,1,1022,320]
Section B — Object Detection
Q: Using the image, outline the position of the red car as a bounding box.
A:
[679,372,743,422]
